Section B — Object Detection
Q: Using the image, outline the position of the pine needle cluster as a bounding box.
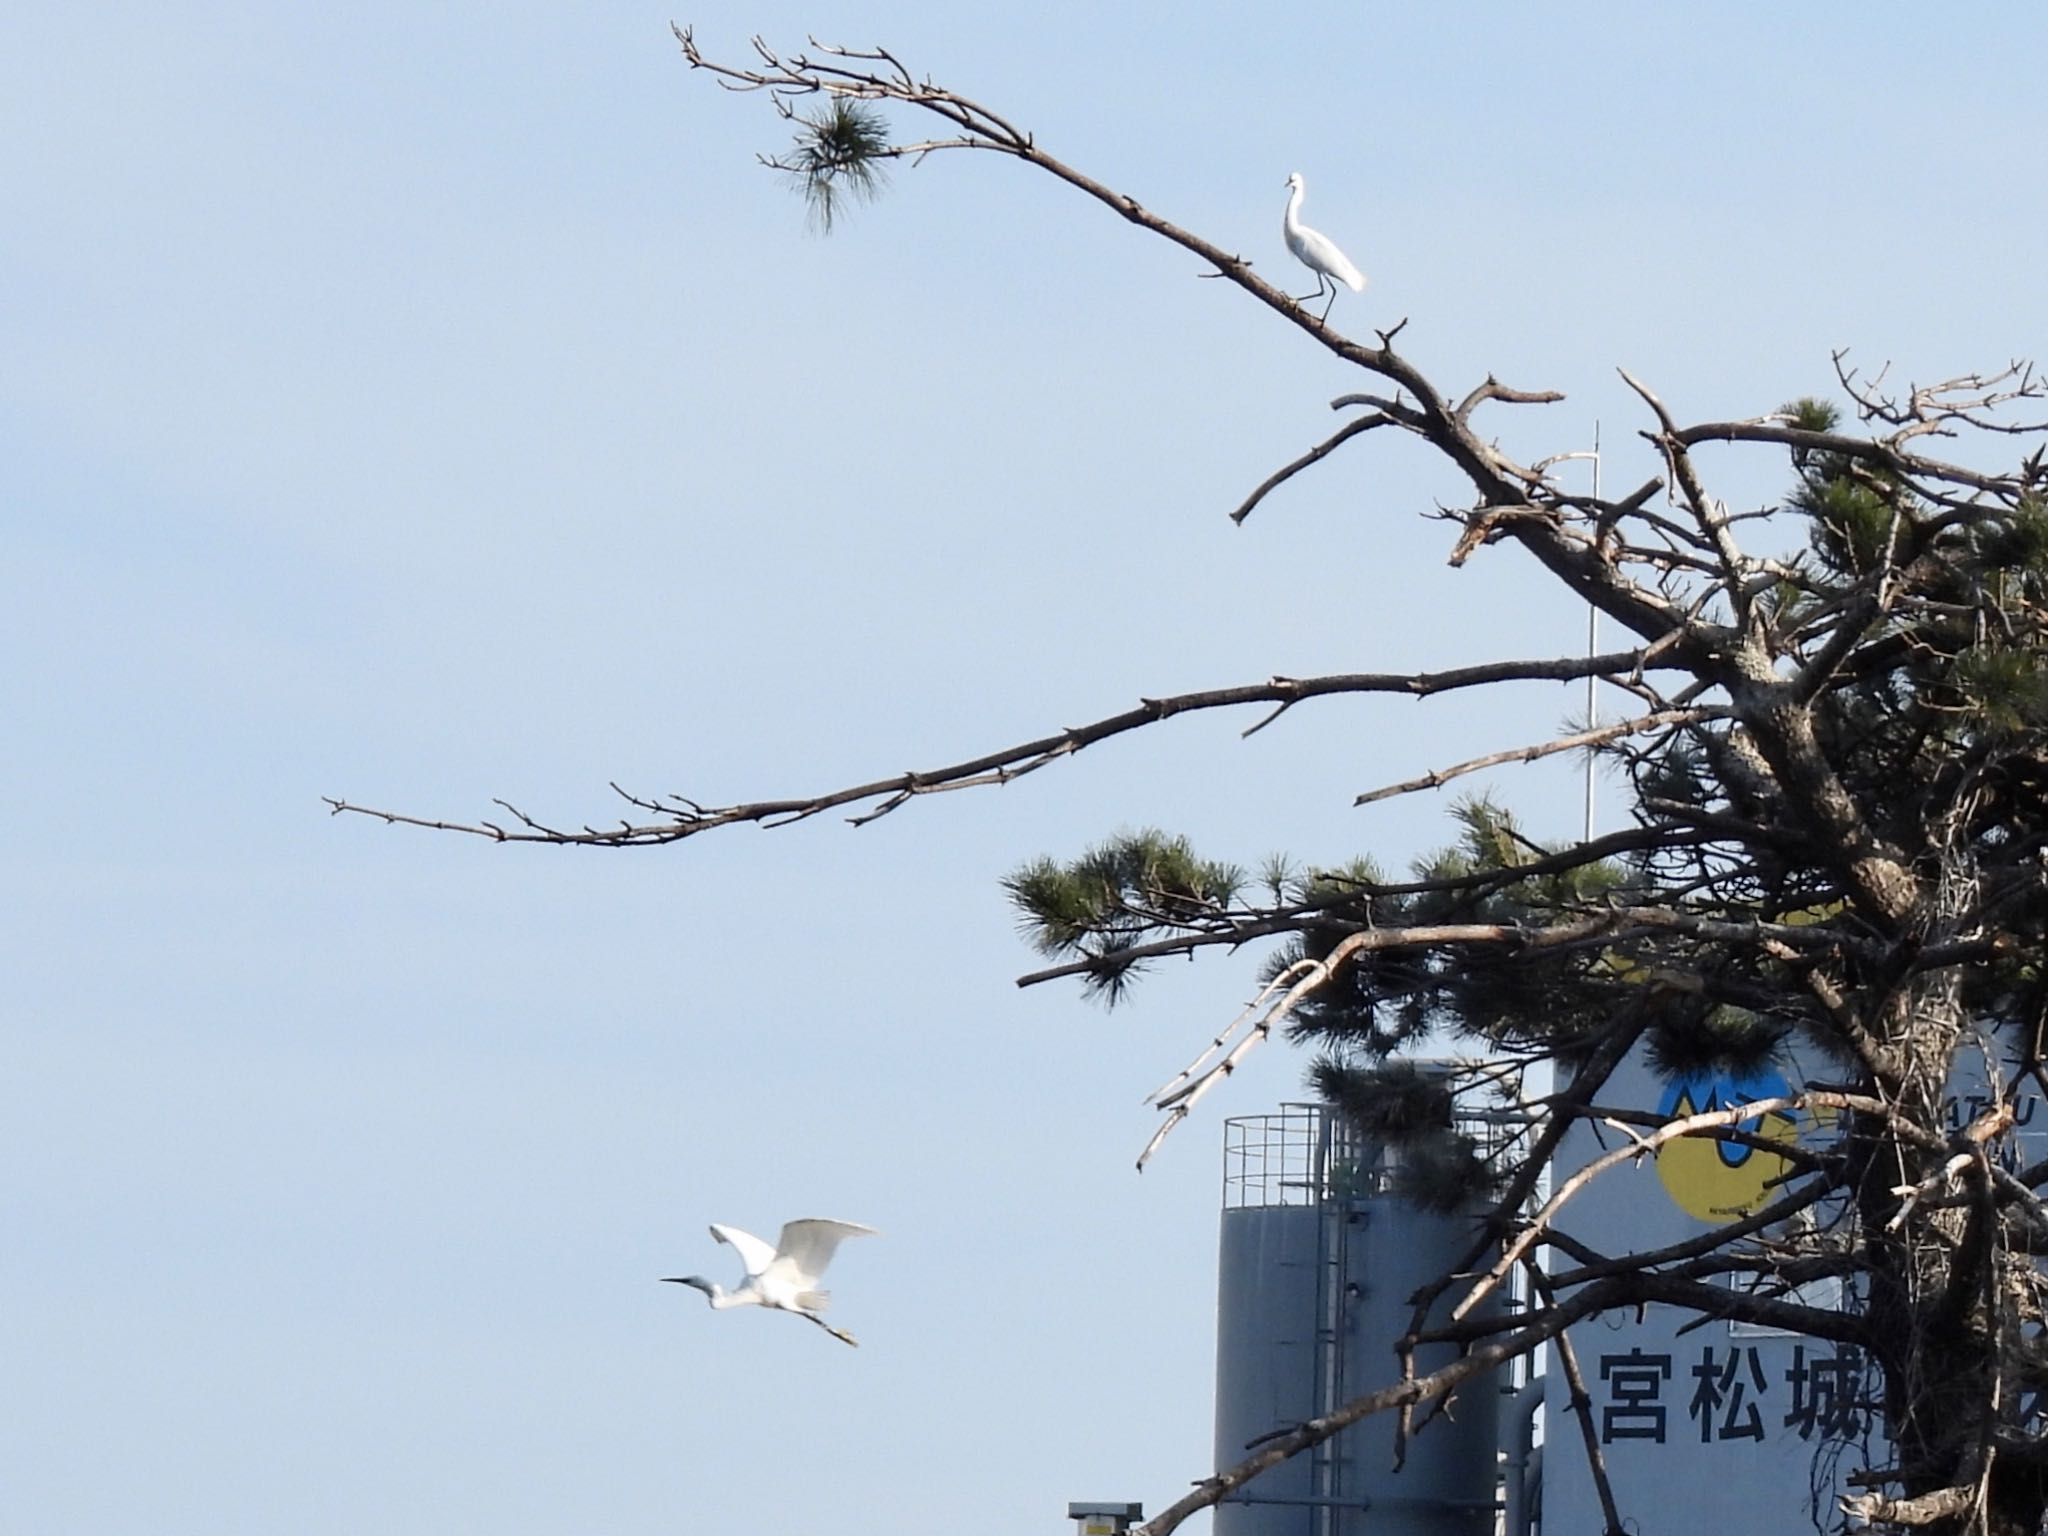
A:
[1003,829,1241,1002]
[785,99,892,232]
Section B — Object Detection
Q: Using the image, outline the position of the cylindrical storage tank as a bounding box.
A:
[1212,1102,1502,1536]
[1213,1202,1323,1536]
[1329,1196,1500,1536]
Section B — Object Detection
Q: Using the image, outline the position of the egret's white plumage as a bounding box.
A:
[1282,172,1365,323]
[662,1218,877,1347]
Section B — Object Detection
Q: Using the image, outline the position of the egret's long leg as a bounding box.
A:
[1290,274,1332,310]
[799,1310,859,1348]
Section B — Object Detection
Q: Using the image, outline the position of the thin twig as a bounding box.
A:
[1354,707,1721,806]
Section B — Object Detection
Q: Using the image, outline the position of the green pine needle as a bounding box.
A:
[786,99,892,232]
[1002,830,1243,1004]
[1780,396,1839,435]
[1645,1004,1788,1079]
[1310,1058,1454,1140]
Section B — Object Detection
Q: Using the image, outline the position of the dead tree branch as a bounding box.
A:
[327,652,1662,845]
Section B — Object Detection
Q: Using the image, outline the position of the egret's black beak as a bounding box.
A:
[659,1277,686,1285]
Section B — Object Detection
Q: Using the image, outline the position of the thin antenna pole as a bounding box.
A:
[1584,423,1600,845]
[1536,438,1605,845]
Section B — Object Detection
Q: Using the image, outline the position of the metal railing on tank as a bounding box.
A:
[1221,1103,1333,1210]
[1222,1095,1522,1211]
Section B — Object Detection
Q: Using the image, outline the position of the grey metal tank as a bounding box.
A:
[1212,1102,1502,1536]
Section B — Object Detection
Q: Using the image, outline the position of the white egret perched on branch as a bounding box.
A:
[1281,172,1366,324]
[662,1218,877,1347]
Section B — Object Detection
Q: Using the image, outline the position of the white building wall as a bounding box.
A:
[1540,1049,2048,1534]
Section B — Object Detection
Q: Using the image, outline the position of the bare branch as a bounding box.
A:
[1229,412,1393,526]
[1840,1482,1978,1528]
[1618,369,1756,624]
[1133,915,1623,1166]
[1543,1174,1840,1292]
[1453,1093,1819,1323]
[1676,417,2026,500]
[1454,375,1566,423]
[1140,961,1316,1110]
[327,652,1666,846]
[1525,1262,1627,1536]
[676,28,1569,521]
[1353,706,1721,806]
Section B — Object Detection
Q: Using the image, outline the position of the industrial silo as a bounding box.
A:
[1213,1101,1502,1536]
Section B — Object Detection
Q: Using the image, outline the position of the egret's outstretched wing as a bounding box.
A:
[769,1219,877,1291]
[709,1223,778,1280]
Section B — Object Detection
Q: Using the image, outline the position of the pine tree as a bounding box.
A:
[332,33,2048,1536]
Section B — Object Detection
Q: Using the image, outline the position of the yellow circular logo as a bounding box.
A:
[1653,1067,1801,1222]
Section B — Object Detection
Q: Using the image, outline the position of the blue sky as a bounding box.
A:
[6,5,2046,1533]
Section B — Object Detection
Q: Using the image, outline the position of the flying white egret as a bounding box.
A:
[662,1218,876,1348]
[1281,172,1366,324]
